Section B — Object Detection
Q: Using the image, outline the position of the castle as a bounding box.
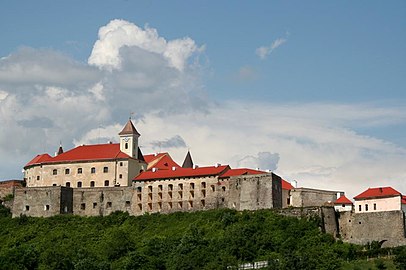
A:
[12,119,283,217]
[3,119,406,247]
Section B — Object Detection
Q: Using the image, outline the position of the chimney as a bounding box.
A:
[152,168,158,172]
[379,187,383,193]
[215,163,221,168]
[193,164,199,169]
[292,180,298,188]
[336,192,341,199]
[172,166,176,171]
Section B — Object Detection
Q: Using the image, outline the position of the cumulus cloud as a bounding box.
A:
[256,37,287,60]
[0,19,405,201]
[88,19,203,71]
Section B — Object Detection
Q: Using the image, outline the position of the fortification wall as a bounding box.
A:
[338,210,406,247]
[12,186,73,217]
[228,173,282,211]
[290,188,342,207]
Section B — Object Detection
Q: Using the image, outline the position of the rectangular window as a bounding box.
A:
[125,201,131,207]
[190,191,194,198]
[168,202,173,209]
[358,205,361,211]
[178,191,183,199]
[37,175,40,180]
[201,182,206,189]
[158,185,163,191]
[190,183,195,189]
[44,205,50,211]
[137,194,142,201]
[104,180,109,187]
[188,201,193,209]
[222,186,226,192]
[365,204,369,211]
[148,203,152,211]
[119,174,122,179]
[201,190,206,198]
[93,202,97,209]
[66,182,71,187]
[374,203,377,210]
[148,186,153,192]
[138,204,142,211]
[120,162,123,167]
[178,202,183,209]
[90,181,95,187]
[137,187,142,193]
[148,193,152,201]
[77,168,82,174]
[211,185,215,192]
[52,169,57,175]
[65,168,70,175]
[91,167,96,174]
[77,181,82,188]
[158,202,162,210]
[25,205,30,211]
[103,167,108,173]
[178,184,183,190]
[106,202,112,208]
[201,200,205,207]
[168,184,173,191]
[80,203,86,210]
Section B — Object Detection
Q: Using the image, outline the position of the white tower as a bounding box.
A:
[118,118,140,159]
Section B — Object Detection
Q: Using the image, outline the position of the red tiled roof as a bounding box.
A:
[24,144,133,168]
[402,196,406,205]
[354,187,401,200]
[334,195,353,205]
[134,165,230,181]
[143,153,181,170]
[282,179,294,190]
[219,168,267,178]
[25,153,52,167]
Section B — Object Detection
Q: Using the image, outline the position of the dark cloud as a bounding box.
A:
[150,135,187,150]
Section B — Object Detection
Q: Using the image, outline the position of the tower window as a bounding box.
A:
[91,167,96,174]
[119,174,122,179]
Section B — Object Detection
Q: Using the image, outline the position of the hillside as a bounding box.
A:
[0,205,404,270]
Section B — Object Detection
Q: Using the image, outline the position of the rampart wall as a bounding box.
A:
[338,210,406,247]
[11,173,281,217]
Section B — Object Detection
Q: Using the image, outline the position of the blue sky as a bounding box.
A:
[0,1,405,197]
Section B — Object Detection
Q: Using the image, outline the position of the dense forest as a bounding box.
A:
[0,204,405,270]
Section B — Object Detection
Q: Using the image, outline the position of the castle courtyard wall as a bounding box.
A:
[338,210,406,247]
[12,186,73,218]
[290,188,343,207]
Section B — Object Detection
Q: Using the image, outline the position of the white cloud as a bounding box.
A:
[88,19,203,71]
[256,37,287,60]
[0,19,405,201]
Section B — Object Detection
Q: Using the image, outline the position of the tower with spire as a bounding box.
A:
[119,118,140,159]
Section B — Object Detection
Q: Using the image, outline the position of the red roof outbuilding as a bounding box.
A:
[334,195,353,205]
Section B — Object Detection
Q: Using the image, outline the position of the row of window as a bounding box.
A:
[358,203,377,212]
[143,183,225,192]
[79,199,208,211]
[65,180,111,188]
[50,162,125,176]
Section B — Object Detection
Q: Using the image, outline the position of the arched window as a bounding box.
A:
[90,181,95,187]
[66,182,71,187]
[91,167,96,174]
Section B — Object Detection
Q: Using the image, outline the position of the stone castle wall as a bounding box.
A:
[338,210,406,247]
[11,173,281,217]
[12,186,73,218]
[290,188,343,207]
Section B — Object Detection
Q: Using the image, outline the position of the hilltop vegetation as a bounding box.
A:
[0,204,405,270]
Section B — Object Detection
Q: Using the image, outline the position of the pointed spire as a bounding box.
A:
[119,118,140,136]
[57,142,64,156]
[182,151,194,168]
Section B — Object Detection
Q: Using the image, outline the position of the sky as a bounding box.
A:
[0,1,405,198]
